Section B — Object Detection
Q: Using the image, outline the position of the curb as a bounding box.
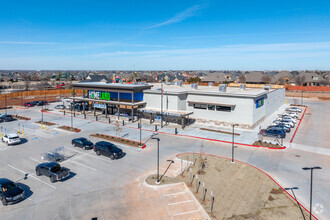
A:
[43,111,286,150]
[290,107,307,143]
[176,152,319,220]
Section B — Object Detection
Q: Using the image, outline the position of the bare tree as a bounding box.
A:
[22,73,31,90]
[114,123,122,138]
[278,77,285,85]
[238,74,246,83]
[295,75,306,86]
[261,75,272,84]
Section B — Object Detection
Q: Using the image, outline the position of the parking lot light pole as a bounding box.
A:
[139,114,142,147]
[151,137,160,183]
[5,94,7,115]
[232,124,239,163]
[302,166,322,220]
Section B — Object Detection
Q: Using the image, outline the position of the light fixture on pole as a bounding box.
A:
[302,166,322,220]
[231,124,239,163]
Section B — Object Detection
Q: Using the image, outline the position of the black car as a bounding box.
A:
[0,114,14,122]
[72,138,93,150]
[0,178,25,206]
[94,141,123,160]
[37,100,47,106]
[268,125,291,133]
[36,162,70,183]
[31,101,39,106]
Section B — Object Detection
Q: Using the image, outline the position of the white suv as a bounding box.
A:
[2,133,21,146]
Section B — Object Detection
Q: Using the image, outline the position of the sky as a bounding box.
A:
[0,0,330,70]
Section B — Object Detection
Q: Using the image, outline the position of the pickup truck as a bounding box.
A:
[35,162,70,183]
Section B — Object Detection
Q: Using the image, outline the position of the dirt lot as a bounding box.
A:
[146,154,314,220]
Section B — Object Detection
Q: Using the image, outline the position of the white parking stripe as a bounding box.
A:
[168,200,193,206]
[173,209,201,216]
[65,147,112,163]
[8,164,27,174]
[71,160,97,171]
[8,164,56,190]
[162,191,186,197]
[30,157,42,163]
[29,175,57,189]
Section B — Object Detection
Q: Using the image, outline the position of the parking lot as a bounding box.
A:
[0,99,329,220]
[0,107,158,219]
[257,105,307,146]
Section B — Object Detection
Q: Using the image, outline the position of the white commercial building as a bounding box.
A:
[142,84,285,129]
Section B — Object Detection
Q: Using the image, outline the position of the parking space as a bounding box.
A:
[259,106,306,145]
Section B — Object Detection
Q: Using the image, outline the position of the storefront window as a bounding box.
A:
[216,106,231,112]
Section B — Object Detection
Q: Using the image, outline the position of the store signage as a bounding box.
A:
[88,90,111,101]
[256,98,264,108]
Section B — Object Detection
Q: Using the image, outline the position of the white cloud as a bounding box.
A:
[89,41,330,58]
[144,4,205,30]
[0,41,56,45]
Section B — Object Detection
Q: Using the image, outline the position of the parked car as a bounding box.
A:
[37,100,47,106]
[260,128,286,138]
[273,119,295,128]
[94,141,123,160]
[54,105,66,109]
[30,101,39,106]
[277,116,297,124]
[35,162,70,183]
[2,134,21,146]
[23,102,32,107]
[272,122,291,130]
[0,178,25,206]
[268,125,291,133]
[0,114,14,122]
[286,107,302,113]
[72,138,93,150]
[281,112,298,118]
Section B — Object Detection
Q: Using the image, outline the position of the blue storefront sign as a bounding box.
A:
[256,98,264,108]
[88,90,144,101]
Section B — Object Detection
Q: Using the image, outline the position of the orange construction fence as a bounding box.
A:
[285,85,330,92]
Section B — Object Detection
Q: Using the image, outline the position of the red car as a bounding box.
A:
[23,102,32,107]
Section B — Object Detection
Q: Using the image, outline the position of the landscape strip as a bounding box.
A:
[176,152,319,220]
[43,111,286,150]
[290,107,308,143]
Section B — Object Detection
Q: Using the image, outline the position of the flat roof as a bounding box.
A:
[144,84,275,98]
[72,82,153,91]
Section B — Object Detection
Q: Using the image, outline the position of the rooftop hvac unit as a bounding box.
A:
[219,84,227,92]
[264,85,272,90]
[208,82,214,87]
[191,83,198,89]
[240,84,246,91]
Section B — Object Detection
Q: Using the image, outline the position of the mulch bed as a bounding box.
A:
[200,127,240,136]
[41,108,53,112]
[90,133,145,148]
[57,126,81,133]
[35,121,58,126]
[12,115,31,121]
[253,140,284,149]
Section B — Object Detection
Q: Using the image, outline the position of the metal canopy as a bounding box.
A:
[68,97,146,106]
[138,107,193,117]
